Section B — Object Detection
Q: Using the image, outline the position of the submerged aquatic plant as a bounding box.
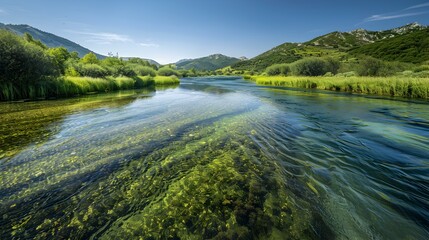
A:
[0,94,330,239]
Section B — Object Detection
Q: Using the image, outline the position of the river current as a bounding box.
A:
[0,77,428,239]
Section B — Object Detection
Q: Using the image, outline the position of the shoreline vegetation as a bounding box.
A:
[1,76,179,101]
[2,29,429,101]
[247,76,429,99]
[236,56,429,100]
[0,30,181,101]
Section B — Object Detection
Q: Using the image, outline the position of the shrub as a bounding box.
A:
[413,65,429,72]
[81,52,99,64]
[323,57,341,74]
[134,66,156,76]
[0,30,59,100]
[157,67,178,76]
[355,57,383,76]
[265,64,291,76]
[116,65,136,77]
[77,64,109,78]
[291,58,327,76]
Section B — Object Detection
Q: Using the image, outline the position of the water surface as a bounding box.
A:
[1,77,428,239]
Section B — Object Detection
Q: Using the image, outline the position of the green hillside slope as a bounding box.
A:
[0,23,105,58]
[176,54,240,71]
[349,28,429,63]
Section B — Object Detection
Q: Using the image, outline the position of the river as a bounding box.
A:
[1,77,428,239]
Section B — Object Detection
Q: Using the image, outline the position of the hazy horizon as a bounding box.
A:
[1,0,429,64]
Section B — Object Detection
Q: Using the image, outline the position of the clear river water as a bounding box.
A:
[0,77,428,239]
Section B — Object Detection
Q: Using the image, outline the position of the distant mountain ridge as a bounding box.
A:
[175,54,241,71]
[0,23,106,59]
[232,22,428,71]
[350,27,429,64]
[121,57,161,66]
[306,22,426,49]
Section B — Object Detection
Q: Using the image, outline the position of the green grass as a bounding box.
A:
[139,76,180,86]
[0,76,172,101]
[250,76,429,99]
[50,76,137,97]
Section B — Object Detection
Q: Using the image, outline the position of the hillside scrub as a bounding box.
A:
[250,76,429,99]
[264,56,414,77]
[266,64,291,76]
[349,28,429,64]
[355,57,413,76]
[264,58,341,77]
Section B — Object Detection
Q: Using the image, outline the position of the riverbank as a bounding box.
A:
[248,76,429,99]
[0,76,179,101]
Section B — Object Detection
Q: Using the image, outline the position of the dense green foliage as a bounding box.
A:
[0,30,59,100]
[266,64,291,76]
[133,66,157,76]
[290,58,340,76]
[231,24,428,75]
[0,30,181,101]
[176,54,241,71]
[157,66,179,76]
[263,58,341,77]
[350,29,429,64]
[251,76,429,99]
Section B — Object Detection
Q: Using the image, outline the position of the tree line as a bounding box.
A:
[0,30,211,100]
[263,56,428,77]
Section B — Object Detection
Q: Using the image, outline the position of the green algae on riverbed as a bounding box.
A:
[1,77,428,239]
[1,94,328,239]
[0,90,155,159]
[0,90,329,239]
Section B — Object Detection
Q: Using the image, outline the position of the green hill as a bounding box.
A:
[349,28,429,64]
[0,23,105,59]
[231,23,427,72]
[232,43,347,72]
[306,23,426,50]
[176,54,241,71]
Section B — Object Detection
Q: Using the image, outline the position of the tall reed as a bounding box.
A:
[250,76,429,99]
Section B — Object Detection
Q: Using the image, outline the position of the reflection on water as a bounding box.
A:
[0,78,428,239]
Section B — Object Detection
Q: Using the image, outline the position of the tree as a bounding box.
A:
[81,52,99,64]
[0,30,58,99]
[292,58,327,76]
[323,57,340,74]
[265,64,291,76]
[157,66,178,76]
[356,57,383,76]
[23,32,48,50]
[133,66,156,76]
[76,64,108,78]
[47,47,71,74]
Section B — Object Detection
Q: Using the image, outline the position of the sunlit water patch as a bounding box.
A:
[0,78,428,239]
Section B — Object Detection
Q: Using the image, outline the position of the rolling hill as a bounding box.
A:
[231,23,428,71]
[349,28,429,64]
[306,22,426,50]
[176,54,241,71]
[0,23,105,59]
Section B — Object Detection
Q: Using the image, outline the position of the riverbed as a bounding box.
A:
[1,77,428,239]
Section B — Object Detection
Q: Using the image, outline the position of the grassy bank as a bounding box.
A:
[0,76,180,101]
[250,76,429,99]
[139,75,180,86]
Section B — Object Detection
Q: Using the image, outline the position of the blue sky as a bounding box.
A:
[1,0,429,63]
